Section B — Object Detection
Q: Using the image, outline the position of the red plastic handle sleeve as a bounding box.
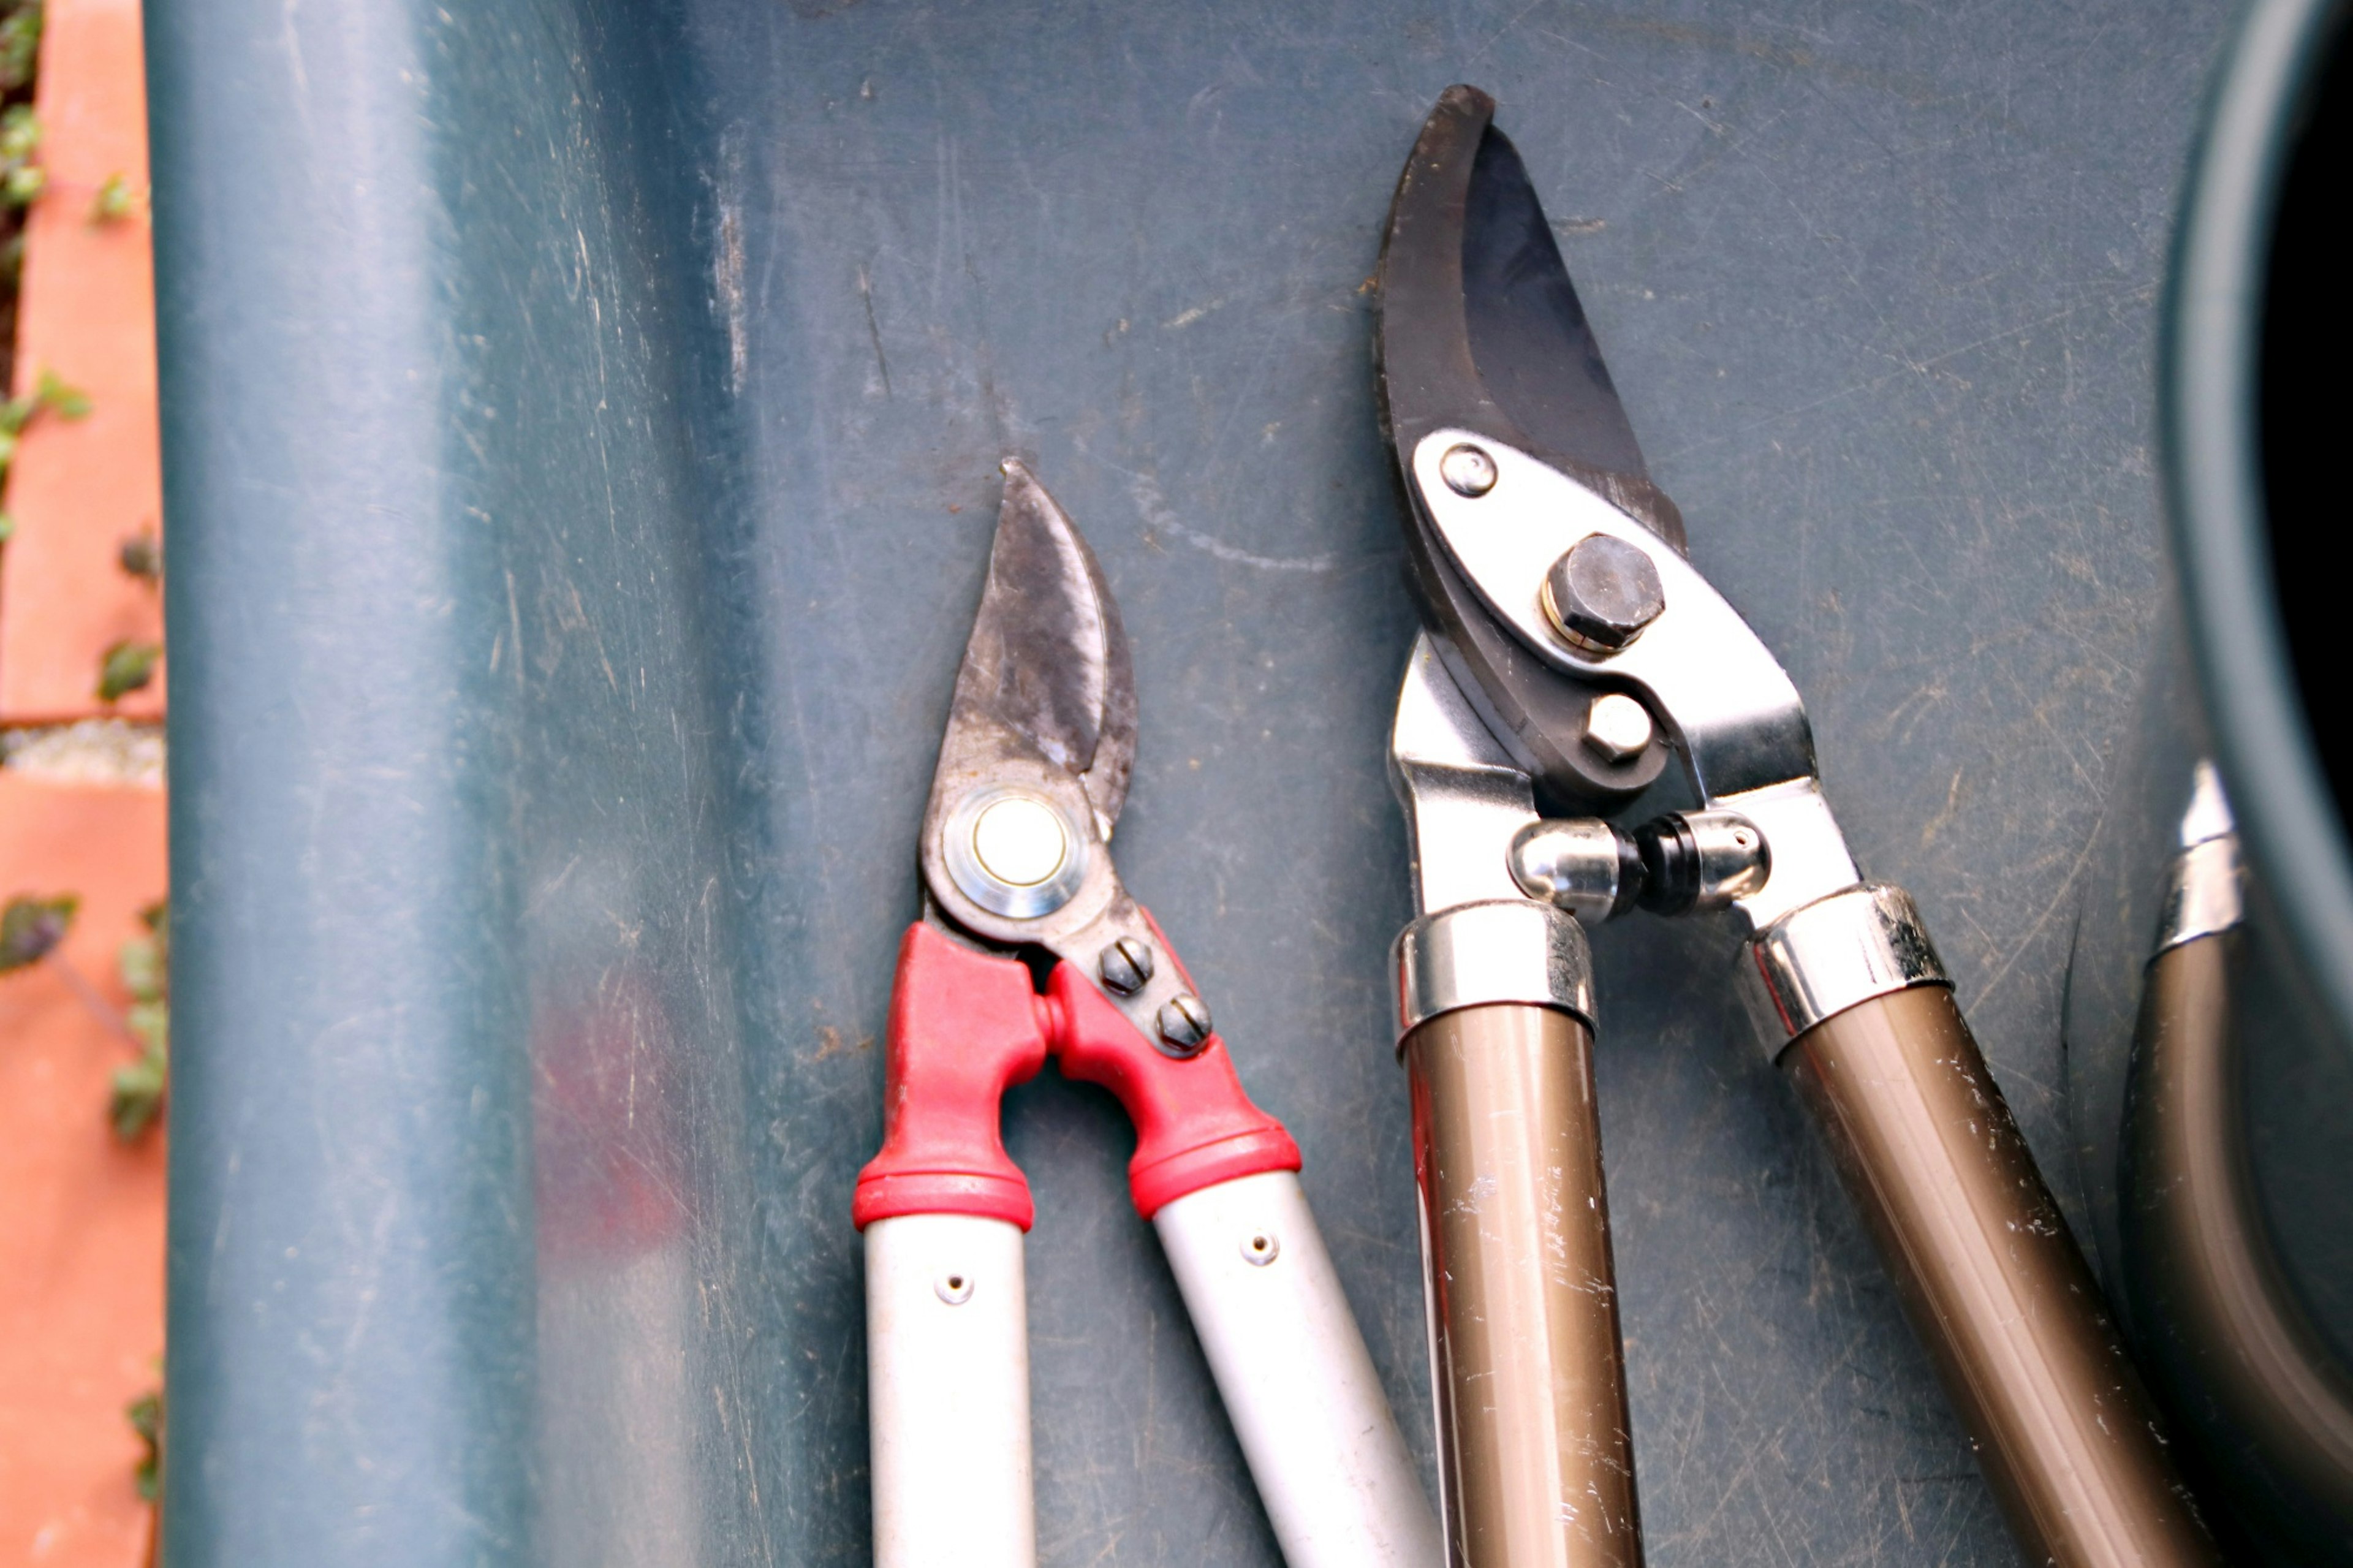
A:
[1045,914,1299,1220]
[852,922,1051,1230]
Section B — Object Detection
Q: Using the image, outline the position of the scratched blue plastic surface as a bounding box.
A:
[151,2,2238,1562]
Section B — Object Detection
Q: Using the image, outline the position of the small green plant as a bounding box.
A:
[126,1385,162,1502]
[110,901,168,1140]
[0,2,40,96]
[97,638,161,702]
[91,172,138,223]
[4,894,172,1140]
[29,364,87,417]
[0,103,40,206]
[0,365,92,488]
[0,890,76,970]
[119,528,161,581]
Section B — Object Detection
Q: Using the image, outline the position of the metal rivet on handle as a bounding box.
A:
[1157,993,1213,1053]
[1099,935,1156,995]
[1240,1231,1280,1267]
[935,1272,975,1306]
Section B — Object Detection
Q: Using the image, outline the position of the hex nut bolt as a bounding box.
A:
[1542,535,1666,654]
[1158,993,1213,1052]
[1439,443,1499,498]
[1099,935,1157,995]
[1582,692,1654,763]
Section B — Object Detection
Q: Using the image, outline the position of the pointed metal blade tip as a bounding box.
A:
[939,461,1139,835]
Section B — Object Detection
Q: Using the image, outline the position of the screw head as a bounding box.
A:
[1099,935,1156,995]
[1156,993,1213,1053]
[1542,535,1665,654]
[1439,443,1498,498]
[1581,692,1654,763]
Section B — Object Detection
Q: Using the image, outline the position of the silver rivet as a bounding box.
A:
[944,788,1089,918]
[935,1272,976,1306]
[971,795,1068,887]
[1099,935,1156,995]
[1241,1231,1280,1267]
[1157,993,1213,1052]
[1439,443,1498,498]
[1581,692,1654,763]
[1542,534,1665,654]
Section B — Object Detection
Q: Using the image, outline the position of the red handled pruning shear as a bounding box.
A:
[853,460,1440,1568]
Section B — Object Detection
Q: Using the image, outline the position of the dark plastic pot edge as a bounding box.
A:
[2163,0,2353,1057]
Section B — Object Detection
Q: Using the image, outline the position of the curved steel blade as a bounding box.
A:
[1377,85,1683,549]
[940,458,1137,835]
[1375,86,1682,809]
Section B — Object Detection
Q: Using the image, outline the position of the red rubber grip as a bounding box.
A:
[852,911,1301,1229]
[852,923,1051,1230]
[1046,959,1300,1219]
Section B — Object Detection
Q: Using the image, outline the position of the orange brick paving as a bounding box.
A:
[0,0,169,1564]
[0,775,165,1567]
[0,0,161,724]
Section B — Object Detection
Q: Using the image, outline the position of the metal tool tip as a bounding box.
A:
[1437,82,1496,116]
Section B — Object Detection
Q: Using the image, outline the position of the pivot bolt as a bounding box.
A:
[1542,535,1665,654]
[1581,692,1654,763]
[1439,443,1498,498]
[1099,935,1156,995]
[971,795,1069,887]
[1157,993,1213,1053]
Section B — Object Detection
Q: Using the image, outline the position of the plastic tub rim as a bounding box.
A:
[2162,0,2353,1051]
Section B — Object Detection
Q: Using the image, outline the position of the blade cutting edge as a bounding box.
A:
[939,458,1139,836]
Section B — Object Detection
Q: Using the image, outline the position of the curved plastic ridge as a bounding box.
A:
[1046,961,1300,1219]
[854,922,1052,1230]
[855,913,1302,1230]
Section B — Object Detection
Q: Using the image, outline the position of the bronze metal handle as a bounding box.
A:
[2123,932,2353,1550]
[1784,985,2220,1567]
[1404,1002,1641,1568]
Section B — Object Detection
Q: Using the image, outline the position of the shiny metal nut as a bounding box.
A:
[1439,443,1499,498]
[1580,692,1653,762]
[1099,935,1156,994]
[1157,993,1213,1051]
[1541,534,1665,654]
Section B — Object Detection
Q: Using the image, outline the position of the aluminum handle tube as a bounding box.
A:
[866,1213,1036,1568]
[1783,985,2221,1568]
[2123,932,2353,1551]
[1155,1170,1443,1567]
[1403,1002,1642,1568]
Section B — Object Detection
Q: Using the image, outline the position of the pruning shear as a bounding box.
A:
[1373,88,2221,1568]
[853,461,1441,1568]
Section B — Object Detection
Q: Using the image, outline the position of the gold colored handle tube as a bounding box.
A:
[2124,934,2353,1543]
[1785,987,2221,1568]
[1404,1002,1641,1568]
